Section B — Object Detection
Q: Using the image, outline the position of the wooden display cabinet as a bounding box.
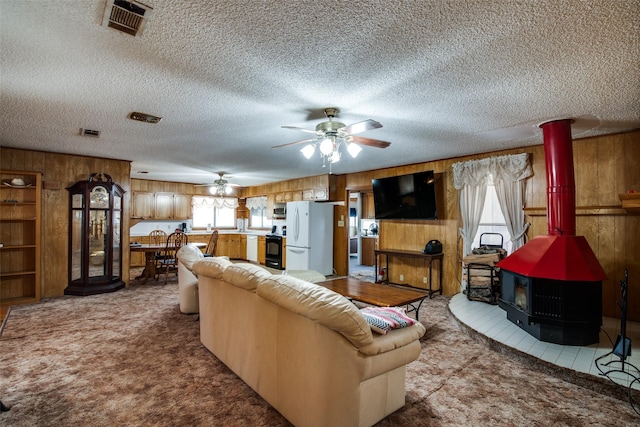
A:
[66,173,125,296]
[0,170,42,308]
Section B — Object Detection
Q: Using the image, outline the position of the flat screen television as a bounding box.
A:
[372,171,438,220]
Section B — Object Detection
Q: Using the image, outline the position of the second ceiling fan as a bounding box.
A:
[194,172,237,195]
[273,108,391,167]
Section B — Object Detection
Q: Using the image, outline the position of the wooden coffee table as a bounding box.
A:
[316,277,428,319]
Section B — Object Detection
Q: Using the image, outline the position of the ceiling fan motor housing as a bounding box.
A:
[316,120,346,134]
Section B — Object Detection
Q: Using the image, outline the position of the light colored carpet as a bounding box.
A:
[351,270,376,283]
[0,275,638,426]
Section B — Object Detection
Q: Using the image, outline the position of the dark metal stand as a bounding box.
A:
[595,269,639,415]
[374,249,443,298]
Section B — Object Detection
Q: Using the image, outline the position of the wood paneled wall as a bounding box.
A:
[344,130,640,320]
[241,174,333,197]
[3,130,638,320]
[1,148,131,298]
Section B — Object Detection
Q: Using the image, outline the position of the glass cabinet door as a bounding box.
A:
[70,193,84,282]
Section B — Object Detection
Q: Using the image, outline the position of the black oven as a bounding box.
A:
[265,234,284,270]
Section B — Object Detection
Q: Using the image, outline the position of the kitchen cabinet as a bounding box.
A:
[132,191,154,219]
[302,188,330,201]
[0,170,42,309]
[131,191,191,220]
[217,234,247,259]
[275,191,303,203]
[258,235,266,265]
[361,192,375,219]
[361,237,378,266]
[154,192,174,219]
[129,236,150,267]
[173,194,192,219]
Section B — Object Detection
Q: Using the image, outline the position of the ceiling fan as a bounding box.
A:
[273,108,391,167]
[194,172,237,196]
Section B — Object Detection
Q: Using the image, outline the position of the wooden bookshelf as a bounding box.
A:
[0,170,41,308]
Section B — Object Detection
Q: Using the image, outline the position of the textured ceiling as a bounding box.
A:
[1,0,639,187]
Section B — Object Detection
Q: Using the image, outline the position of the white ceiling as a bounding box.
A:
[1,0,639,188]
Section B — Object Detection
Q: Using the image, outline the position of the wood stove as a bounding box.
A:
[497,119,606,346]
[499,269,602,346]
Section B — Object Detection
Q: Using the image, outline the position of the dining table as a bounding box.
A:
[130,242,206,284]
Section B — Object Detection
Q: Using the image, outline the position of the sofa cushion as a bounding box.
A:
[257,274,373,347]
[176,244,204,270]
[223,263,272,291]
[192,256,233,278]
[360,307,416,335]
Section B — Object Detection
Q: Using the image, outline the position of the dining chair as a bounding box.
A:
[149,229,168,276]
[149,229,167,245]
[204,229,219,257]
[156,231,188,283]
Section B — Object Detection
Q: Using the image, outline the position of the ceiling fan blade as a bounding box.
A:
[281,125,320,135]
[272,138,318,149]
[350,136,391,149]
[340,119,382,135]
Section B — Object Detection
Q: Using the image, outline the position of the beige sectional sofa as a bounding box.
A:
[192,257,426,427]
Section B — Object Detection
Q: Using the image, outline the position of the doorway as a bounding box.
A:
[347,191,376,281]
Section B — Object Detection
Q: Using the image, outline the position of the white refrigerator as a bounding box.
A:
[285,201,334,276]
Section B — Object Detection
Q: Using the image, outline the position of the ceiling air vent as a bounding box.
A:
[102,0,153,37]
[129,111,162,124]
[80,128,101,138]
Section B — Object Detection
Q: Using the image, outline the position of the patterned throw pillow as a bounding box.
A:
[360,306,416,335]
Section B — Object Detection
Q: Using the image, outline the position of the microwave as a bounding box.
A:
[273,203,286,219]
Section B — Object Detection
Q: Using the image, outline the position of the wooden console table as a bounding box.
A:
[375,249,443,298]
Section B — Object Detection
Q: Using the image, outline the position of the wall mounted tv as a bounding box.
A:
[372,171,438,220]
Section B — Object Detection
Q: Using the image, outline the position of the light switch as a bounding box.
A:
[338,220,345,227]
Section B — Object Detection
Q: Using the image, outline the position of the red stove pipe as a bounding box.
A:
[541,119,575,236]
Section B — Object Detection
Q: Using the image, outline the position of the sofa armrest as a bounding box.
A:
[358,322,425,356]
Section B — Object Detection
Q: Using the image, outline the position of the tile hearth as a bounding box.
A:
[449,293,640,391]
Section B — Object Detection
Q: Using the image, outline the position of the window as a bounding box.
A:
[246,196,271,229]
[471,178,512,253]
[249,206,272,229]
[192,196,237,229]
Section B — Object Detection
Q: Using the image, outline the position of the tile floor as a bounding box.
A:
[449,293,640,391]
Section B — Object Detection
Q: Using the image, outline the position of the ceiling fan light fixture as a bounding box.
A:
[301,144,315,159]
[275,107,391,169]
[319,137,334,155]
[347,142,362,158]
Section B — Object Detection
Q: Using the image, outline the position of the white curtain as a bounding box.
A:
[453,159,491,256]
[459,184,489,257]
[453,153,532,256]
[192,196,239,209]
[245,196,267,210]
[492,153,533,251]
